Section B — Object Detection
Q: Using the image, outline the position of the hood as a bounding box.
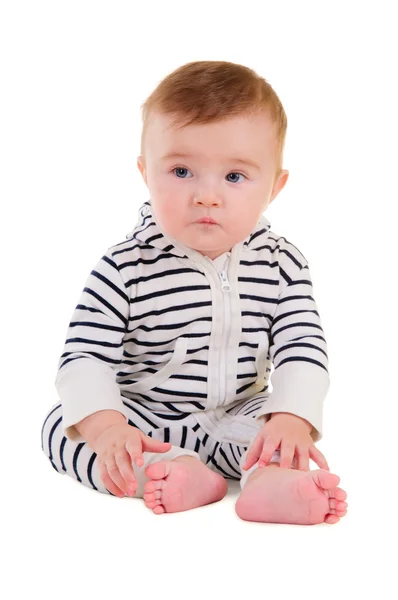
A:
[126,200,272,259]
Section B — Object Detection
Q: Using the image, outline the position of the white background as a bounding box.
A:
[1,1,396,598]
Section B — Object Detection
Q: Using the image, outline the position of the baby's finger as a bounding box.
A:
[125,440,144,467]
[258,438,280,467]
[279,443,295,469]
[142,435,172,454]
[242,434,264,470]
[105,457,130,496]
[99,462,125,498]
[114,449,138,495]
[309,445,329,470]
[295,446,310,471]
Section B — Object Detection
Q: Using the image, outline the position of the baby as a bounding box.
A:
[41,60,348,525]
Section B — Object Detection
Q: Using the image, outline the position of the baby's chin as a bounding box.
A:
[166,227,239,256]
[179,233,228,249]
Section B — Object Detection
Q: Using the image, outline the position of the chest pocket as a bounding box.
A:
[123,336,189,393]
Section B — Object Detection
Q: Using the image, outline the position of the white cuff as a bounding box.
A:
[254,361,330,442]
[55,358,128,442]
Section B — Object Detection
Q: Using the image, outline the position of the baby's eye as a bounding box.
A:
[226,172,246,183]
[173,167,192,178]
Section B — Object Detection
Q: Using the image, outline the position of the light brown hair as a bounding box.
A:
[140,60,288,179]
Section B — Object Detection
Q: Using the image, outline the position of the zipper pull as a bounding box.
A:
[219,270,231,292]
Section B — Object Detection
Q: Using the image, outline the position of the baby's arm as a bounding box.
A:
[55,248,130,442]
[255,260,329,442]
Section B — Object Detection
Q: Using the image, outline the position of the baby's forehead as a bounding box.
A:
[146,111,277,161]
[149,109,273,133]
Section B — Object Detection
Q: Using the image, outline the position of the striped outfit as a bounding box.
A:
[41,200,330,497]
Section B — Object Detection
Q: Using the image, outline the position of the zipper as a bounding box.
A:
[204,255,232,408]
[219,269,231,291]
[218,261,231,405]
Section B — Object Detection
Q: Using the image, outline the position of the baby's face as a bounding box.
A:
[137,111,288,260]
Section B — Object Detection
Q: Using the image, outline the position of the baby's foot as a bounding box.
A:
[235,465,348,525]
[143,455,228,514]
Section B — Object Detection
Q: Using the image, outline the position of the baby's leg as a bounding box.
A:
[41,402,202,498]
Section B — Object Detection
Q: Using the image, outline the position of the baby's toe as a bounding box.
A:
[144,498,162,510]
[144,490,162,502]
[144,479,164,494]
[331,487,347,502]
[327,507,348,518]
[152,505,165,514]
[329,499,348,511]
[324,514,340,524]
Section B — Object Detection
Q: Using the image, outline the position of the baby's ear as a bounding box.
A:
[137,155,147,184]
[268,169,289,206]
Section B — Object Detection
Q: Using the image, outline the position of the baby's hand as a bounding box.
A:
[91,423,172,497]
[242,413,329,472]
